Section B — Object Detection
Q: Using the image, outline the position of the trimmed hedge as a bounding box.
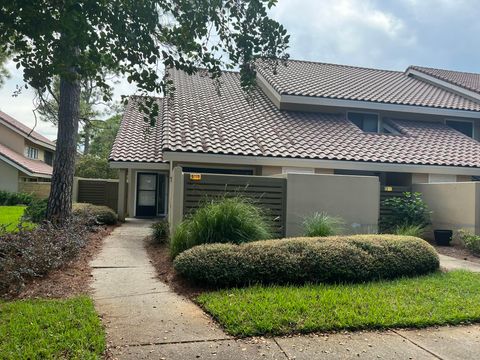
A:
[72,203,118,225]
[174,235,440,287]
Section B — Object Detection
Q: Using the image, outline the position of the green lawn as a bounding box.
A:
[0,205,34,232]
[0,296,105,359]
[198,271,480,337]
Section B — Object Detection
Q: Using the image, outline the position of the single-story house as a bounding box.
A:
[109,60,480,234]
[0,111,55,195]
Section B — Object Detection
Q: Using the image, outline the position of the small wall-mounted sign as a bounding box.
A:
[384,186,393,192]
[190,173,202,181]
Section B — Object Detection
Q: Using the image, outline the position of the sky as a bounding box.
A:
[1,0,479,140]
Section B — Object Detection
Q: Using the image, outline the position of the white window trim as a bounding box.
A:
[26,146,39,159]
[444,118,475,138]
[346,111,380,133]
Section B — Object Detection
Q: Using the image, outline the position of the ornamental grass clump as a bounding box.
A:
[303,212,344,237]
[174,235,440,287]
[393,224,425,238]
[170,196,272,258]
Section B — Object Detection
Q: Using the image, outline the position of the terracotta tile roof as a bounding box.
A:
[408,65,480,95]
[257,60,480,112]
[159,68,480,168]
[0,110,55,147]
[109,97,164,162]
[0,143,53,176]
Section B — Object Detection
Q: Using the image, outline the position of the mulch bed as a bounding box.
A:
[15,225,116,300]
[145,238,212,299]
[432,243,480,264]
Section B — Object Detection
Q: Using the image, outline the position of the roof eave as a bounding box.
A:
[406,68,480,105]
[256,71,480,118]
[163,151,480,177]
[0,118,56,151]
[0,154,52,178]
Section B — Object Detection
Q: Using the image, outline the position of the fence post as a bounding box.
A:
[169,166,184,234]
[72,177,79,202]
[118,169,127,222]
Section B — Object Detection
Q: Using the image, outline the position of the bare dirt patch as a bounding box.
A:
[145,238,212,299]
[16,225,116,299]
[433,244,480,264]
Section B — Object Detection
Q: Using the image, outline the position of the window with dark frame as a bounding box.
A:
[446,120,473,138]
[44,150,54,165]
[348,112,379,133]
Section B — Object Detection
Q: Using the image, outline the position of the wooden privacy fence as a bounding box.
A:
[183,173,287,237]
[76,178,122,212]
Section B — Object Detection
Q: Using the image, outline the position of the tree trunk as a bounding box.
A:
[46,74,80,223]
[83,122,91,155]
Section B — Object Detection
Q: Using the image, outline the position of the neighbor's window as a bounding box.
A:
[446,120,473,138]
[348,112,379,133]
[26,146,39,159]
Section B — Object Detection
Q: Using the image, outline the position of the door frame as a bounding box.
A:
[134,171,169,218]
[135,172,158,217]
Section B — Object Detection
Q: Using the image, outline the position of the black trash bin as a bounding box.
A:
[434,230,453,246]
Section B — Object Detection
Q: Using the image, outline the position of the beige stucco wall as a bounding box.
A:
[413,182,480,242]
[0,160,18,192]
[284,173,380,237]
[315,168,334,175]
[261,166,282,176]
[0,123,24,154]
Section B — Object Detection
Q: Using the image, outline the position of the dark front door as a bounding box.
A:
[136,173,158,217]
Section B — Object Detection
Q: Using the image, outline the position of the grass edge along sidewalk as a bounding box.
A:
[198,270,480,337]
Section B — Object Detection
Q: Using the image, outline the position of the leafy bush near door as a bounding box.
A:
[380,192,431,233]
[458,230,480,256]
[174,234,439,287]
[170,196,272,258]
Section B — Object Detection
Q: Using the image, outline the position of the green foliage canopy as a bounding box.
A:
[75,155,118,179]
[1,0,290,118]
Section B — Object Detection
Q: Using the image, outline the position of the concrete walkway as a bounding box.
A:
[91,220,480,359]
[439,254,480,272]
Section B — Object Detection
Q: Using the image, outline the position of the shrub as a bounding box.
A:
[393,224,424,238]
[170,197,272,258]
[72,203,118,225]
[458,230,480,256]
[0,217,92,296]
[23,198,48,223]
[0,190,34,206]
[174,235,439,287]
[303,212,344,237]
[380,192,431,233]
[151,219,169,244]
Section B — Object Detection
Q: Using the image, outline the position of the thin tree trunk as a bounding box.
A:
[83,122,91,155]
[46,74,80,223]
